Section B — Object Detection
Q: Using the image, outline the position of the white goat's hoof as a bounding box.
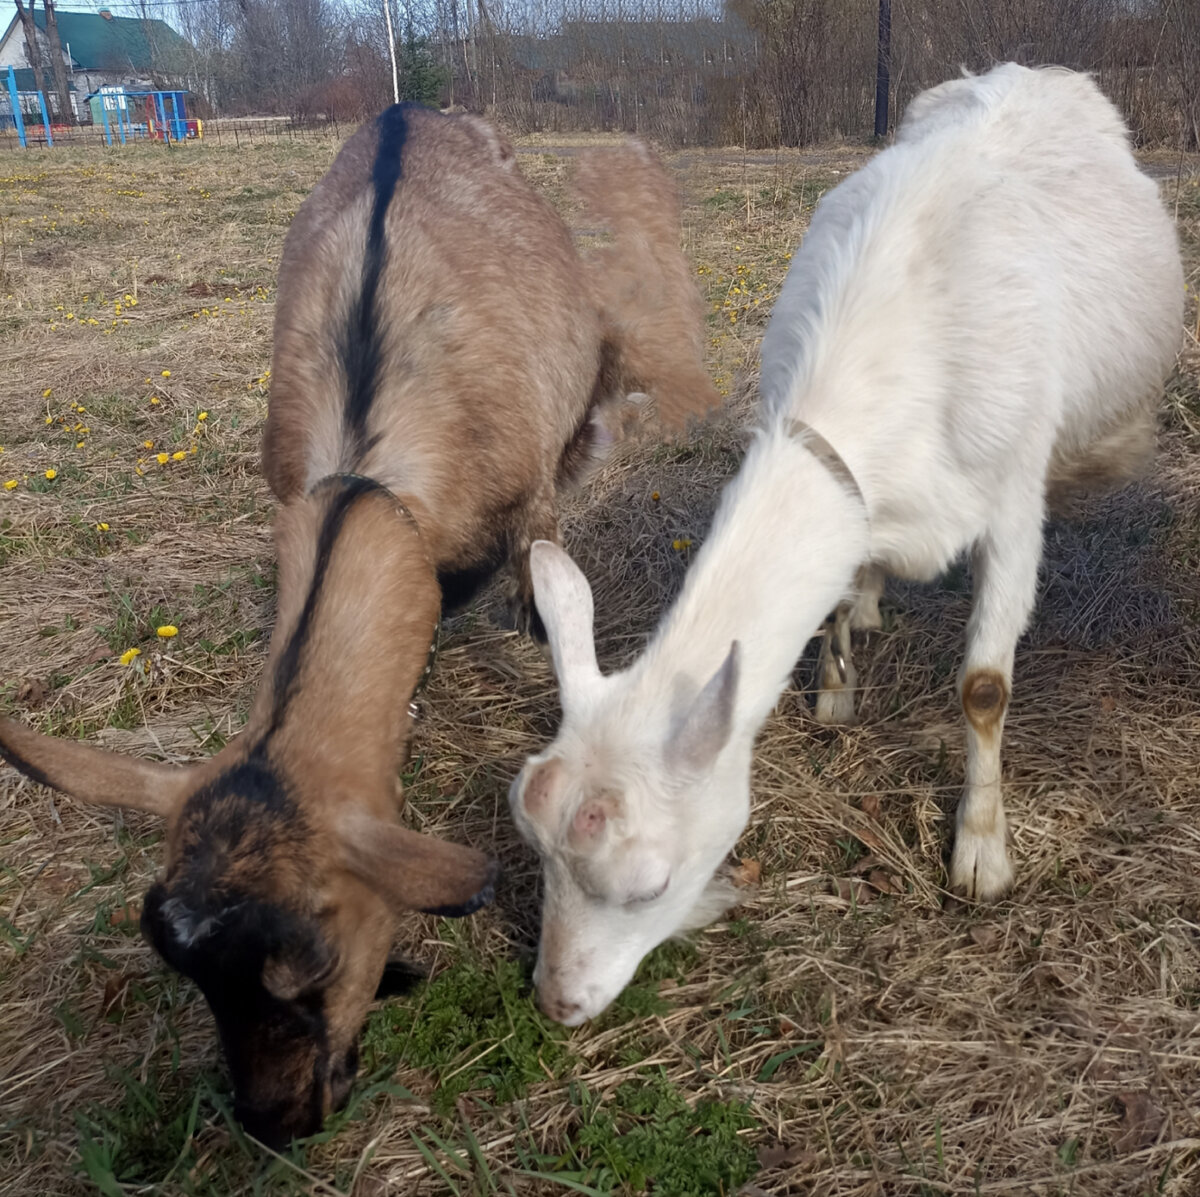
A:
[850,602,883,632]
[815,685,858,726]
[949,831,1014,902]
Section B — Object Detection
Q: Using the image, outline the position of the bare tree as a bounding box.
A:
[13,0,48,104]
[42,0,75,123]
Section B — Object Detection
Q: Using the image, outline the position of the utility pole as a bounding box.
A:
[873,0,890,139]
[382,0,400,103]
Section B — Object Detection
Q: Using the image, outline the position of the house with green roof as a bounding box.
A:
[0,6,190,119]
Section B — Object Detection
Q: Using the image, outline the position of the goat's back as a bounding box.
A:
[264,106,600,559]
[760,64,1183,576]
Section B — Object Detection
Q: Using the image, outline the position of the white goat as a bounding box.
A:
[509,64,1185,1025]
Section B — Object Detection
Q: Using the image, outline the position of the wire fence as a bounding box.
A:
[0,115,346,152]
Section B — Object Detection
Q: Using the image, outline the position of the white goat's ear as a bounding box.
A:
[530,540,601,710]
[665,642,740,775]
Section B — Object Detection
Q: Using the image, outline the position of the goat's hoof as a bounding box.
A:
[949,832,1014,903]
[815,687,858,726]
[850,606,883,633]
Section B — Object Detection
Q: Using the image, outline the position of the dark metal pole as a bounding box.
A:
[874,0,891,139]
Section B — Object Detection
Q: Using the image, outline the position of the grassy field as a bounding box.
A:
[0,129,1198,1197]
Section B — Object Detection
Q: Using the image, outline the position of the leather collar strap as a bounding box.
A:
[318,473,441,709]
[785,419,865,508]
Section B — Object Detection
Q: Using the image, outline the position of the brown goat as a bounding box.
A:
[0,104,717,1145]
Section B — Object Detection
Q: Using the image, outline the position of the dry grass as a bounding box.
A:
[0,131,1198,1197]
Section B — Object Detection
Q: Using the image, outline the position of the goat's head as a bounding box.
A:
[508,541,746,1025]
[0,723,495,1144]
[0,482,496,1146]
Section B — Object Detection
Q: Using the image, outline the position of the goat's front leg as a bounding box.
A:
[949,507,1042,901]
[814,564,885,725]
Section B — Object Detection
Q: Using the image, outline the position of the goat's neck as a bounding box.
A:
[247,481,441,804]
[645,429,870,734]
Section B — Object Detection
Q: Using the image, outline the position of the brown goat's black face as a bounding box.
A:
[139,760,329,1144]
[0,717,498,1148]
[139,757,395,1147]
[142,880,350,1146]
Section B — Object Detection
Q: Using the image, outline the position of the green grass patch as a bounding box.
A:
[361,956,571,1115]
[558,1072,757,1195]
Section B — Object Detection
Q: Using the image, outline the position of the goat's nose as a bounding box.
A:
[536,987,585,1026]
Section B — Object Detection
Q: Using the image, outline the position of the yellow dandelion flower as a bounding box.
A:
[119,647,141,666]
[160,369,171,378]
[150,397,160,405]
[651,491,660,501]
[156,452,169,465]
[143,439,154,450]
[3,479,17,490]
[189,444,198,454]
[96,522,109,531]
[156,625,178,639]
[672,537,692,551]
[144,376,152,384]
[44,469,57,481]
[171,451,186,462]
[75,441,85,449]
[197,411,208,421]
[43,388,53,398]
[45,415,53,425]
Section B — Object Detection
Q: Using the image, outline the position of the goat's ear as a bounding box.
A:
[0,717,190,817]
[665,642,740,775]
[530,540,601,711]
[339,813,498,918]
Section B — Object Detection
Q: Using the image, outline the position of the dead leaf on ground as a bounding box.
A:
[832,876,874,905]
[16,678,48,708]
[81,637,114,665]
[969,924,1001,951]
[756,1142,819,1170]
[730,857,761,888]
[1114,1091,1164,1152]
[108,904,141,927]
[866,868,903,895]
[861,793,882,819]
[856,827,887,855]
[100,972,140,1016]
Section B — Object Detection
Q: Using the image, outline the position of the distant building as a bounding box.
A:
[0,6,190,119]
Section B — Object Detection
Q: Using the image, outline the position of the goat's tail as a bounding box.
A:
[574,141,720,430]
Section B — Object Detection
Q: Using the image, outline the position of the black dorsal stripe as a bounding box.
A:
[267,475,385,738]
[340,104,414,459]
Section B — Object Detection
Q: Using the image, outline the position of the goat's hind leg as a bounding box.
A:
[814,564,885,726]
[949,505,1042,902]
[507,493,560,645]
